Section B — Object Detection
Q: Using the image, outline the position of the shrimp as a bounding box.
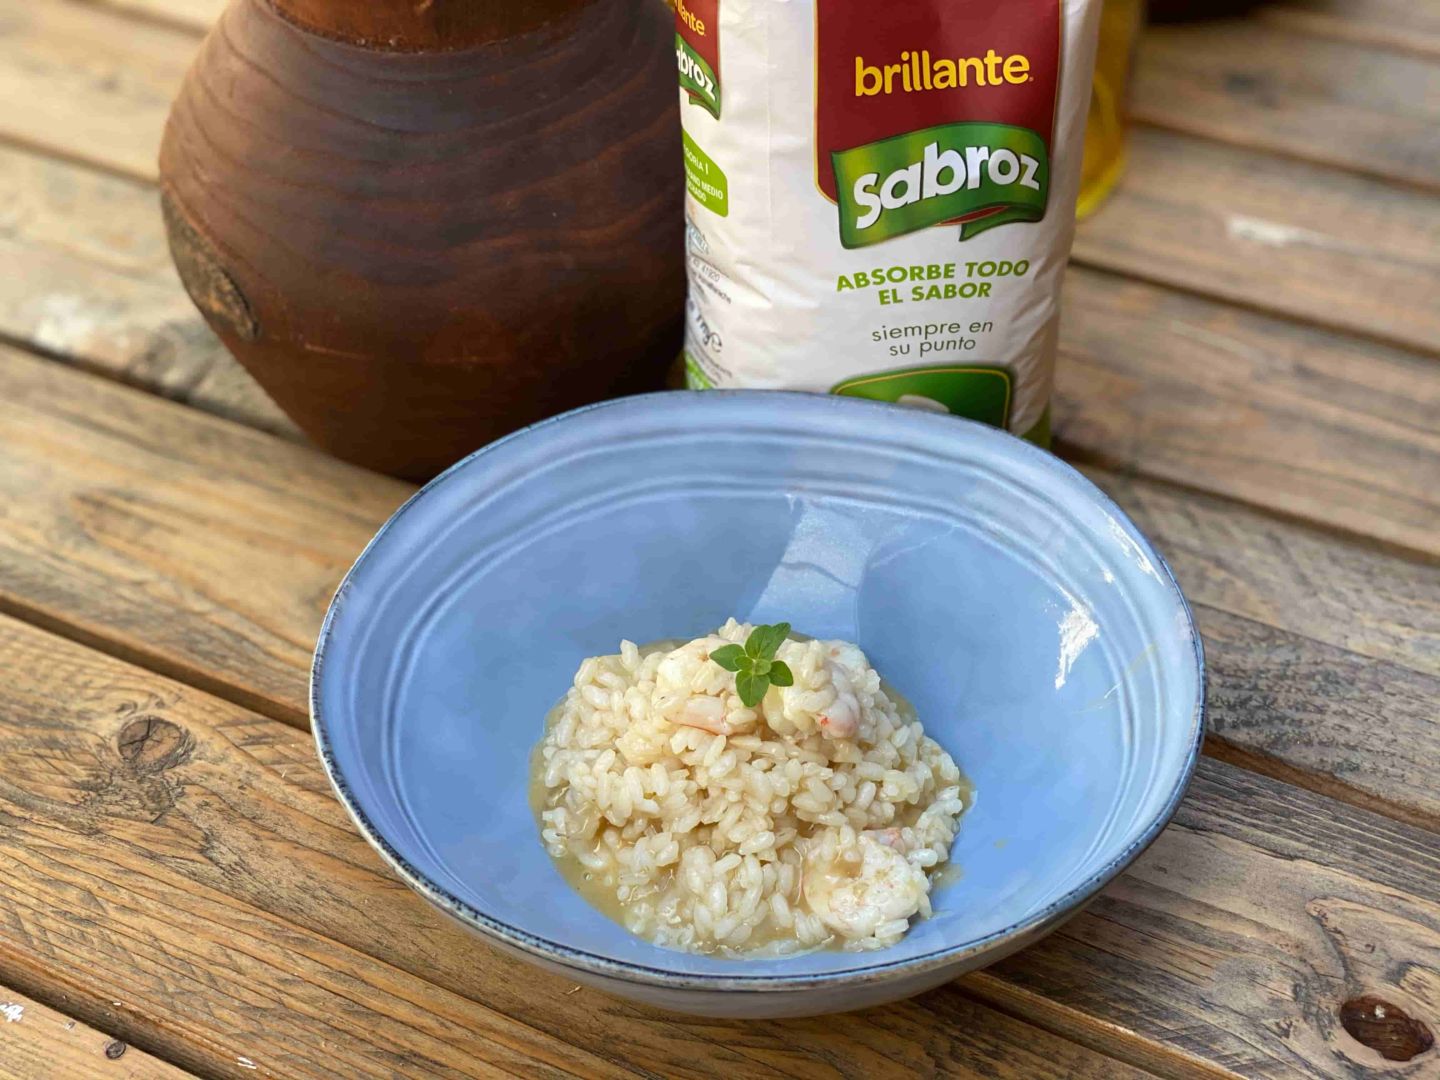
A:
[864,827,906,852]
[803,834,928,940]
[816,660,861,739]
[671,694,731,736]
[761,643,864,739]
[816,690,859,739]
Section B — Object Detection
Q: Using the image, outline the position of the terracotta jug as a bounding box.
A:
[159,0,684,479]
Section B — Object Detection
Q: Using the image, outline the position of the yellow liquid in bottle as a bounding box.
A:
[1077,0,1144,220]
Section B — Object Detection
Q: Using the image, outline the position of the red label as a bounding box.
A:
[678,0,719,69]
[677,0,721,117]
[815,1,1060,201]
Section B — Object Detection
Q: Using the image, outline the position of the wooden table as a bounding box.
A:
[0,1,1436,1077]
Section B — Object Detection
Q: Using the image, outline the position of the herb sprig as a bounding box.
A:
[711,622,794,707]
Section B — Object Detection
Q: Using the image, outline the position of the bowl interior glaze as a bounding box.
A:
[313,391,1203,984]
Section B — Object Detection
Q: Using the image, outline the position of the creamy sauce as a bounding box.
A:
[529,639,972,954]
[528,734,659,932]
[930,861,965,889]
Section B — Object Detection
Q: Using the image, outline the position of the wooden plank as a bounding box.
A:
[0,641,643,1080]
[0,0,194,183]
[96,0,1440,68]
[4,132,1435,556]
[1085,476,1440,830]
[0,985,195,1080]
[1134,20,1440,190]
[3,0,1439,360]
[1073,127,1440,357]
[0,143,296,438]
[1197,606,1440,831]
[968,759,1440,1078]
[1258,0,1440,61]
[71,0,1440,165]
[0,344,409,726]
[5,615,1439,1079]
[1083,471,1439,683]
[79,0,221,35]
[1,344,1437,827]
[0,617,1155,1080]
[1056,268,1440,559]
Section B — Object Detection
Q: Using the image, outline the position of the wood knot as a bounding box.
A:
[104,1040,126,1060]
[160,189,259,342]
[1340,996,1434,1062]
[117,717,191,774]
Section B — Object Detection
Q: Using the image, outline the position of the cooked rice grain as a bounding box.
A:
[535,620,968,955]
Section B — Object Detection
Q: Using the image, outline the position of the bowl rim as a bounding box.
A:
[311,390,1207,991]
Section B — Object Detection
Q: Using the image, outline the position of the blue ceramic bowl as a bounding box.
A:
[312,391,1204,1017]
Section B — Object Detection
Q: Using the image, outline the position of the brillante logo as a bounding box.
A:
[817,1,1060,246]
[855,50,1033,96]
[676,0,707,35]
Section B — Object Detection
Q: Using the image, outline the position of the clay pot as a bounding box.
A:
[160,0,684,479]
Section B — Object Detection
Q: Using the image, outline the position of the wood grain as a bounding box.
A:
[1196,607,1440,830]
[0,3,1432,1077]
[968,760,1440,1078]
[100,0,1440,62]
[4,614,1439,1078]
[0,985,195,1080]
[4,0,1439,362]
[2,343,1437,828]
[1057,268,1440,559]
[1091,472,1440,825]
[80,0,222,35]
[1072,128,1440,357]
[92,0,1440,200]
[1095,457,1440,829]
[1258,0,1440,60]
[0,343,409,725]
[1134,20,1440,189]
[0,143,295,437]
[0,616,1153,1080]
[5,132,1436,556]
[1082,471,1439,680]
[0,0,193,182]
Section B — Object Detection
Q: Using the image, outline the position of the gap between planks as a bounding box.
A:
[1200,735,1440,837]
[0,137,1435,558]
[1256,6,1440,61]
[0,340,1436,840]
[8,609,1440,1079]
[0,983,197,1080]
[83,0,1440,77]
[0,629,1160,1080]
[1055,430,1440,571]
[1132,19,1440,193]
[1,0,1439,363]
[0,0,1436,825]
[0,4,1428,1077]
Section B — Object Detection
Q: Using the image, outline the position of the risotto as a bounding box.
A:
[532,620,970,956]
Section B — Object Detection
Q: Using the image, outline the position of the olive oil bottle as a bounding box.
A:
[1077,0,1143,218]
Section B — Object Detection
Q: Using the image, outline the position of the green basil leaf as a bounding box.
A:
[710,644,746,672]
[768,660,794,687]
[751,658,771,676]
[746,622,791,661]
[735,669,768,708]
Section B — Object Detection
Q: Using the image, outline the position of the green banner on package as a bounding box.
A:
[831,365,1012,428]
[677,35,721,118]
[683,130,729,217]
[683,351,715,388]
[831,123,1049,248]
